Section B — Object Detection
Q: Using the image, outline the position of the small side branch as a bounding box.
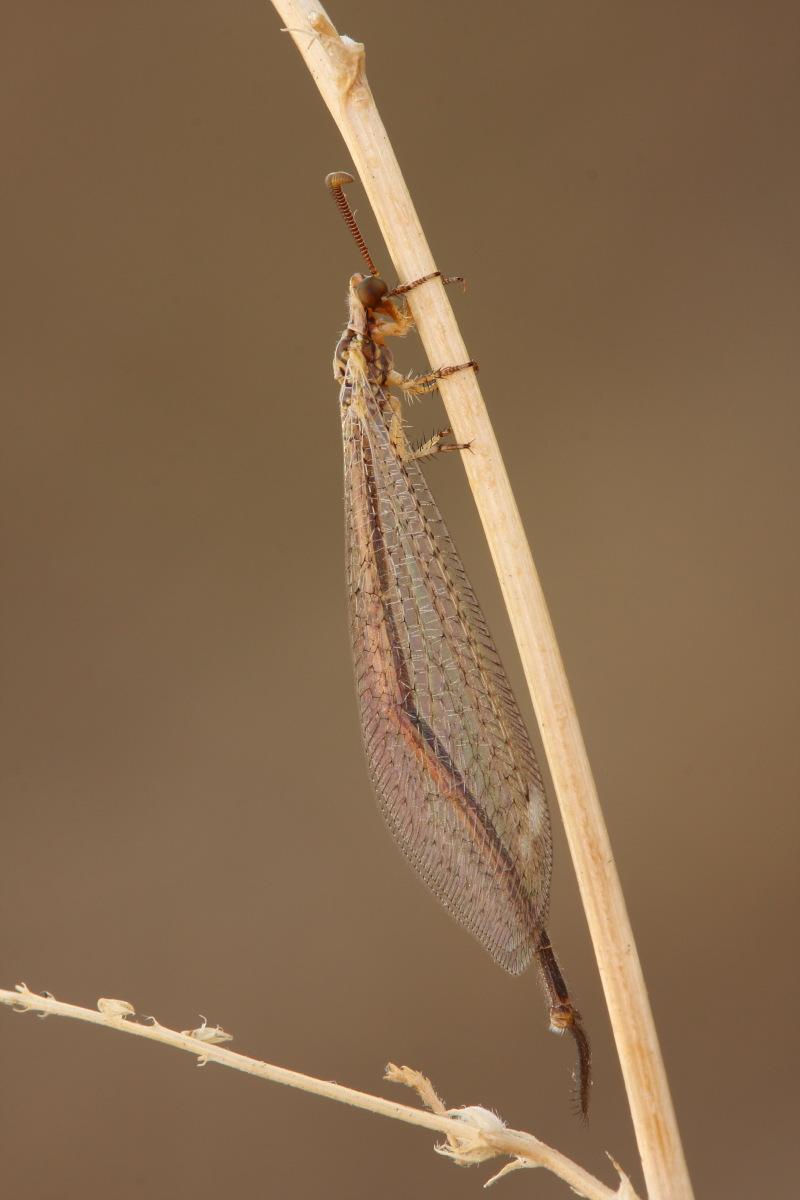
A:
[2,986,635,1200]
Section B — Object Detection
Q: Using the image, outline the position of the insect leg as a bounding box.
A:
[389,270,467,296]
[386,359,479,397]
[407,428,472,462]
[384,361,478,459]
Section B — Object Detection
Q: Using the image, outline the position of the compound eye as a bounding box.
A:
[357,275,389,309]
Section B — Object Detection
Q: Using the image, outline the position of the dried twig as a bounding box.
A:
[268,3,694,1199]
[2,986,635,1199]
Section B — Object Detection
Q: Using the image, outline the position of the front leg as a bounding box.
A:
[388,270,466,296]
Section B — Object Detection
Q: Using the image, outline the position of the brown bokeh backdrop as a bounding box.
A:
[2,3,798,1198]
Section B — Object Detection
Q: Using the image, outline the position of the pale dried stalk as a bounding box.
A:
[2,986,635,1200]
[269,4,694,1200]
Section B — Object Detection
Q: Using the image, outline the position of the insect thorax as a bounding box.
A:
[334,326,395,389]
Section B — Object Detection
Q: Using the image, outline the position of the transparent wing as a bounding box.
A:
[343,382,552,974]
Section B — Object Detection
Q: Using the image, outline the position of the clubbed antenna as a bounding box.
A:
[325,172,380,277]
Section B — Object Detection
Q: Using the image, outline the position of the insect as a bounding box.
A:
[327,172,591,1115]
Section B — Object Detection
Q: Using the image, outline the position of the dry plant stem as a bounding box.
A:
[386,1065,637,1197]
[270,4,694,1200]
[1,987,634,1200]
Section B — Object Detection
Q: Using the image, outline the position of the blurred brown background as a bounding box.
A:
[2,3,798,1198]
